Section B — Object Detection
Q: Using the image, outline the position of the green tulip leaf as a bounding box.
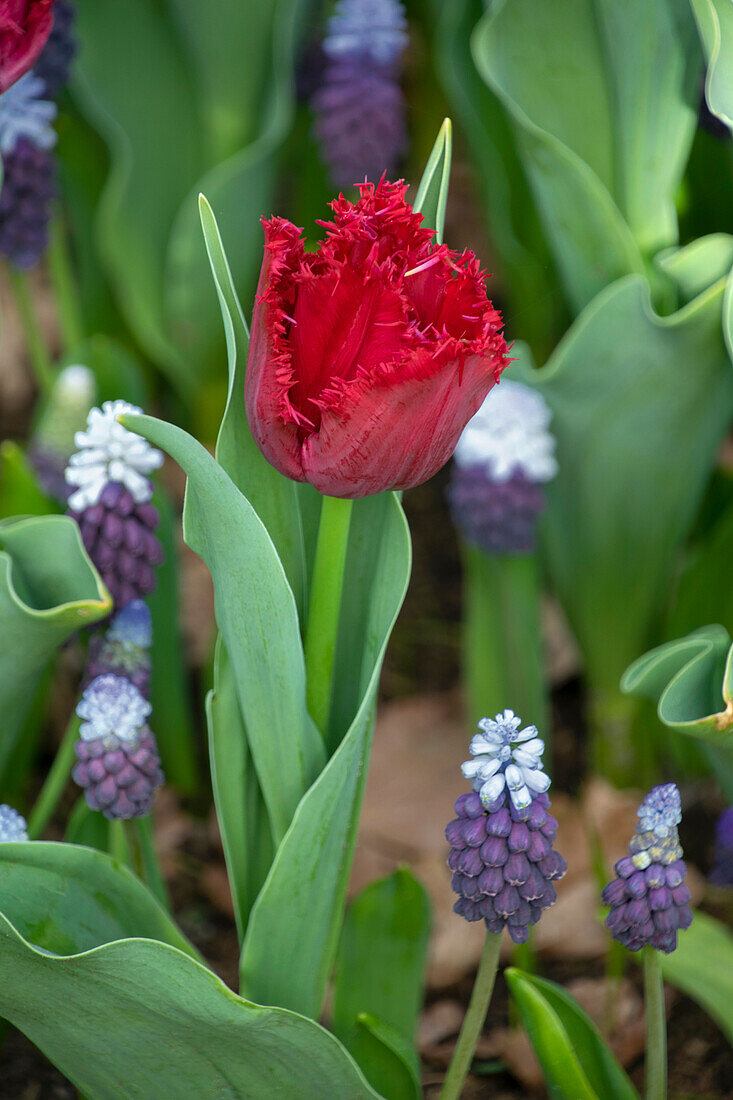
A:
[121,413,324,845]
[0,842,197,958]
[0,442,57,520]
[413,118,452,245]
[333,869,430,1045]
[240,493,411,1019]
[660,911,733,1044]
[692,0,733,129]
[622,625,733,743]
[0,515,110,779]
[343,1015,421,1100]
[0,914,382,1100]
[506,968,640,1100]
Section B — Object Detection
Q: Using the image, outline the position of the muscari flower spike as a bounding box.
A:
[602,783,692,954]
[73,673,163,820]
[29,363,96,503]
[0,804,29,842]
[446,712,566,944]
[449,379,557,555]
[312,0,408,187]
[0,71,57,155]
[84,599,153,696]
[710,806,733,887]
[0,135,55,268]
[66,402,164,609]
[34,0,77,99]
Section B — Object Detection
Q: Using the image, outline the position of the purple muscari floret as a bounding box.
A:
[710,806,733,887]
[602,783,692,954]
[73,674,163,820]
[0,137,55,268]
[448,466,546,555]
[34,0,78,99]
[447,714,566,943]
[311,0,407,188]
[0,804,29,842]
[68,481,163,609]
[83,600,153,696]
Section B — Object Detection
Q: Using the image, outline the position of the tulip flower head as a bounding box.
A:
[449,379,557,554]
[0,804,28,842]
[246,179,509,498]
[0,1,56,94]
[447,713,566,944]
[602,784,692,953]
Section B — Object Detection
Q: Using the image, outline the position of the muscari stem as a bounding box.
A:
[134,814,169,910]
[304,495,353,738]
[439,931,502,1100]
[643,946,667,1100]
[8,266,54,396]
[27,715,80,839]
[109,819,131,865]
[48,215,85,351]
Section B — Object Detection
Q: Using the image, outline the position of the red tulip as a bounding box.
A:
[0,0,55,93]
[246,179,509,499]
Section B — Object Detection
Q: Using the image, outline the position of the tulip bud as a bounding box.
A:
[602,784,692,953]
[447,711,566,943]
[0,1,56,94]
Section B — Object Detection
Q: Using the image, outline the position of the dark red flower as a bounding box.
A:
[0,0,55,93]
[246,179,508,498]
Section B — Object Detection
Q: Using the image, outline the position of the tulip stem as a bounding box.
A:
[304,495,353,739]
[27,715,80,840]
[133,815,169,911]
[439,930,502,1100]
[643,947,667,1100]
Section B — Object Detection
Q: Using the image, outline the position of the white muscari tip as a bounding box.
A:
[0,804,29,842]
[325,0,409,66]
[0,72,57,155]
[464,709,551,812]
[55,364,96,404]
[65,400,163,511]
[107,600,152,649]
[637,783,681,839]
[453,379,558,484]
[77,674,151,744]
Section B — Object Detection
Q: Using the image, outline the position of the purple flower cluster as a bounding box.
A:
[312,0,408,187]
[73,673,163,820]
[449,467,546,555]
[602,784,692,954]
[84,599,153,696]
[446,711,566,943]
[709,806,733,887]
[0,3,76,268]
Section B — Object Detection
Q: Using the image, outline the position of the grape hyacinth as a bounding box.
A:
[0,804,29,842]
[66,401,164,608]
[84,599,153,696]
[709,806,733,887]
[34,0,77,98]
[602,784,693,954]
[29,363,96,502]
[446,711,567,944]
[449,380,557,555]
[73,673,164,820]
[312,0,408,187]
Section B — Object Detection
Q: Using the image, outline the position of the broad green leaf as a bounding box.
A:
[660,911,733,1044]
[472,0,701,310]
[343,1015,421,1100]
[206,639,273,942]
[413,118,452,245]
[656,233,733,304]
[0,516,110,779]
[511,266,733,760]
[0,442,57,520]
[692,0,733,128]
[240,494,411,1018]
[506,968,640,1100]
[121,413,324,843]
[333,870,430,1044]
[622,626,733,743]
[0,842,196,958]
[0,914,382,1100]
[667,474,733,639]
[199,194,307,613]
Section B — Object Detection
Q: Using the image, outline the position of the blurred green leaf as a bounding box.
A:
[240,494,411,1018]
[660,911,733,1044]
[0,842,196,957]
[413,118,452,246]
[121,413,324,844]
[64,798,110,853]
[0,914,382,1100]
[0,516,110,781]
[692,0,733,129]
[506,968,640,1100]
[0,442,57,520]
[622,625,733,743]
